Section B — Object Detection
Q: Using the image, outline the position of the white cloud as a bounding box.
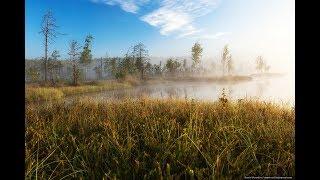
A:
[177,26,203,38]
[192,32,231,39]
[90,0,224,38]
[141,0,220,37]
[91,0,150,13]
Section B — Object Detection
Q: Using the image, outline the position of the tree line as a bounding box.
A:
[26,10,271,85]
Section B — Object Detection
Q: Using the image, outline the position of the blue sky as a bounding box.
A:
[26,0,294,72]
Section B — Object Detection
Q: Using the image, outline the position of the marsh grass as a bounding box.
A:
[25,81,131,103]
[25,87,64,103]
[59,82,131,96]
[25,97,295,179]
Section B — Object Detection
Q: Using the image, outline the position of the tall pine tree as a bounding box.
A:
[80,35,94,80]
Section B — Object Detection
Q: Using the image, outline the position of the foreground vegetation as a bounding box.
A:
[25,97,294,179]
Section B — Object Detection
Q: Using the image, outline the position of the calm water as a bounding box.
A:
[71,74,295,105]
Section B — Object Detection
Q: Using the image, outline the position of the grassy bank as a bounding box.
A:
[25,98,294,179]
[59,82,131,96]
[25,81,132,103]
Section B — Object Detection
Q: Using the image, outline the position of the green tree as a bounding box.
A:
[165,58,181,75]
[94,58,104,80]
[183,59,187,72]
[68,40,82,85]
[256,56,265,73]
[105,57,119,78]
[191,42,203,71]
[258,56,271,73]
[80,35,94,80]
[221,45,230,76]
[48,50,60,84]
[132,43,149,79]
[145,62,152,77]
[103,52,110,75]
[182,58,189,77]
[159,61,163,76]
[165,58,174,74]
[26,66,40,83]
[264,64,270,73]
[55,61,63,81]
[153,63,162,76]
[227,55,234,76]
[122,47,137,76]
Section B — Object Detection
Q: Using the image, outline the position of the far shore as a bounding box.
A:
[249,72,285,78]
[142,75,253,85]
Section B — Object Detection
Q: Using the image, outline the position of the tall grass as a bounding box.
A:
[25,98,295,179]
[25,81,131,102]
[25,87,64,103]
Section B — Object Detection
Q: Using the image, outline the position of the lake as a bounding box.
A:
[70,74,295,105]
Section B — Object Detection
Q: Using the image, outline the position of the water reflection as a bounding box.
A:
[256,79,269,97]
[183,87,187,99]
[166,87,178,98]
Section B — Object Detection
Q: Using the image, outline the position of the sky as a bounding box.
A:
[26,0,294,73]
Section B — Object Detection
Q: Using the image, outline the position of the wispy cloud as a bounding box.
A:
[90,0,224,39]
[177,26,204,38]
[141,0,220,36]
[192,32,232,39]
[90,0,150,13]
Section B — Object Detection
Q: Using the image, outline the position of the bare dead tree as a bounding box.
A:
[39,10,62,82]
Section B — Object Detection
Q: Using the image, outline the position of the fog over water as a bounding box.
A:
[70,74,294,106]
